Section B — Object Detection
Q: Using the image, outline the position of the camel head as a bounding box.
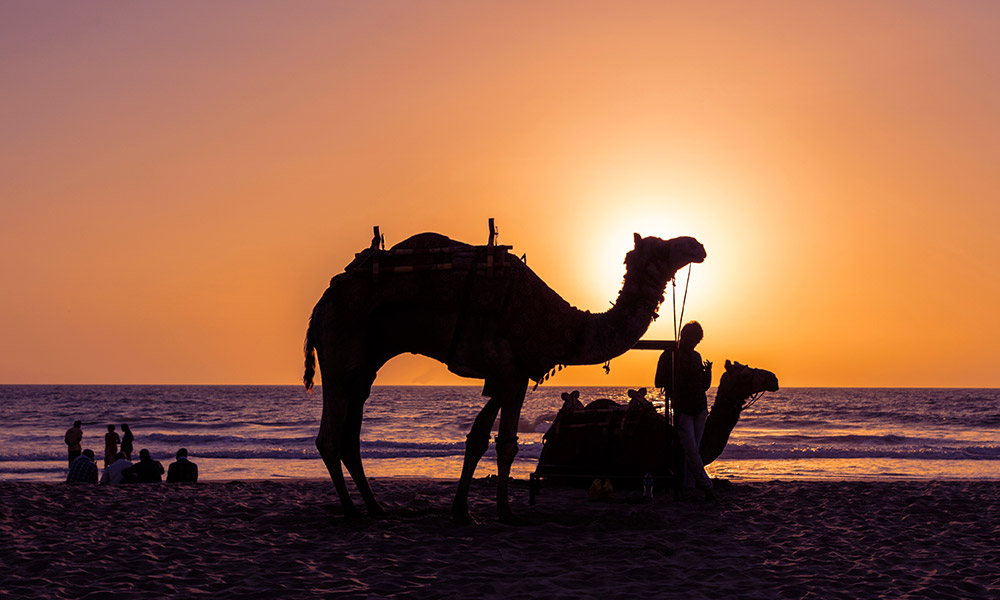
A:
[700,360,778,465]
[716,360,779,412]
[627,234,707,284]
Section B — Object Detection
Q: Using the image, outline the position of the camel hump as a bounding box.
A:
[390,232,470,251]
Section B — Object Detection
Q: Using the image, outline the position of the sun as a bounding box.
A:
[563,192,734,342]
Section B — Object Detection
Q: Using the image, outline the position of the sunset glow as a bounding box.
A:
[1,2,997,387]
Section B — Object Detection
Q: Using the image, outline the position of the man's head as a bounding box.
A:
[176,448,188,460]
[74,420,82,428]
[107,424,115,432]
[680,321,704,349]
[81,449,95,461]
[115,452,126,461]
[139,449,151,461]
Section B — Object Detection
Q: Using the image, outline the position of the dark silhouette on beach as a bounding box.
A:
[104,424,120,468]
[64,420,83,466]
[101,452,136,485]
[304,224,706,522]
[167,448,198,483]
[123,449,164,483]
[66,449,98,484]
[673,321,715,500]
[534,364,777,491]
[120,424,134,460]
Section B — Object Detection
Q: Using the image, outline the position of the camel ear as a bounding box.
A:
[570,390,580,400]
[561,392,570,401]
[634,233,642,246]
[725,359,733,370]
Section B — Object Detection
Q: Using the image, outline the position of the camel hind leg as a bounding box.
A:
[340,374,385,517]
[315,369,379,518]
[316,384,358,518]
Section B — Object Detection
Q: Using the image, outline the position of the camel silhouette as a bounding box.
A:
[304,228,706,522]
[533,361,778,486]
[700,360,780,464]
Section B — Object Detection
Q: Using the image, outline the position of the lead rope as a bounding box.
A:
[672,277,678,341]
[743,391,765,410]
[677,264,692,331]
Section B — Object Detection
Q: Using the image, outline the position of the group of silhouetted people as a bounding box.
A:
[64,421,198,484]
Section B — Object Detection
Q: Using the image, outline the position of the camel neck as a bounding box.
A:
[560,264,668,366]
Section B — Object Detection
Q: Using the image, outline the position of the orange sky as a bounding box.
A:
[2,2,997,387]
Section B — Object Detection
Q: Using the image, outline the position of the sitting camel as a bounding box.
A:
[304,229,706,522]
[700,360,779,464]
[535,361,779,484]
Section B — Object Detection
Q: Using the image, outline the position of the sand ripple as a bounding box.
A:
[2,479,998,598]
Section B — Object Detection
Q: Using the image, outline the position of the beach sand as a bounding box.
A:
[2,478,998,599]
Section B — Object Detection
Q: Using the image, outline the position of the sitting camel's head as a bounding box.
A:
[628,234,707,282]
[715,360,779,412]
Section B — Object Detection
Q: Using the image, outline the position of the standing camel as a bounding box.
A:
[304,229,706,522]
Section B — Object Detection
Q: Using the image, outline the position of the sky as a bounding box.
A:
[1,1,997,387]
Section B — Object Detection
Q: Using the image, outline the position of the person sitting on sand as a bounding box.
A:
[100,452,135,485]
[674,321,715,501]
[104,424,120,468]
[122,449,165,483]
[120,424,134,460]
[65,420,83,467]
[66,449,98,484]
[166,448,198,483]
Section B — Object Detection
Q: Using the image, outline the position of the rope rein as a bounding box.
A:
[743,390,766,410]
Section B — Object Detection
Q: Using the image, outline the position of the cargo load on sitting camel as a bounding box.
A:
[533,358,778,494]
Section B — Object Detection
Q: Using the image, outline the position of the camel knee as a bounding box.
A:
[495,435,519,464]
[316,432,340,460]
[465,430,491,460]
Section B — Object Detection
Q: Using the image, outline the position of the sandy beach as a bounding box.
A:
[2,478,998,599]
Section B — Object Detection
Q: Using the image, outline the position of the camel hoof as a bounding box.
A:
[451,508,477,525]
[367,503,388,519]
[498,510,526,526]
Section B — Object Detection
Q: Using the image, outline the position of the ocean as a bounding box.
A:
[2,385,999,483]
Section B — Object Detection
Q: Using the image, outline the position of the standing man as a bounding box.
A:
[166,448,198,483]
[64,420,83,467]
[674,321,715,501]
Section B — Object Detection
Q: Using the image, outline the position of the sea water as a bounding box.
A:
[1,385,998,482]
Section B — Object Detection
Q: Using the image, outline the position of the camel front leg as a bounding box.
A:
[494,380,527,523]
[452,394,503,523]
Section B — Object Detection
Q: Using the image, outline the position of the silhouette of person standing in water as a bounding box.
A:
[104,424,120,468]
[64,420,83,466]
[674,321,715,500]
[120,424,134,460]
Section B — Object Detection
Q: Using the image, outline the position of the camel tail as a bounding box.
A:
[303,316,317,392]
